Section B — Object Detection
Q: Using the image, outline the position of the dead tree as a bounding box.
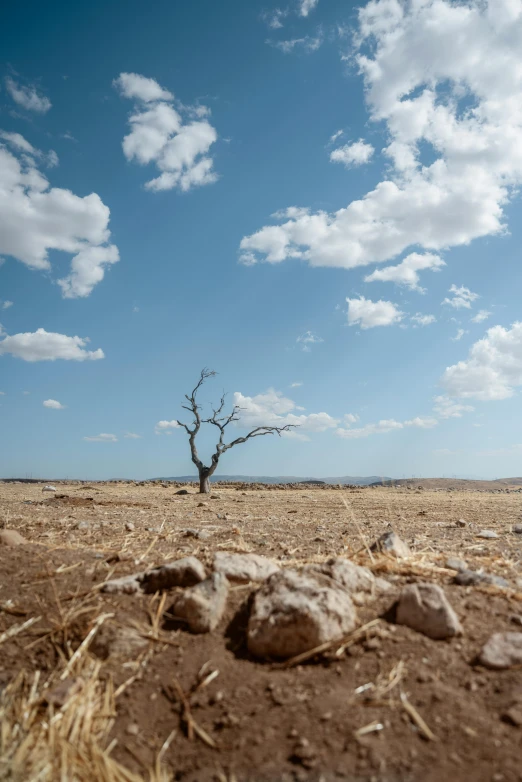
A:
[176,368,296,494]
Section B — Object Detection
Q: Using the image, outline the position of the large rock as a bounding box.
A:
[0,529,27,546]
[213,552,280,584]
[455,569,509,588]
[396,582,463,640]
[479,632,522,669]
[141,556,206,592]
[247,569,357,659]
[303,558,375,594]
[370,531,410,558]
[102,574,141,595]
[171,572,229,633]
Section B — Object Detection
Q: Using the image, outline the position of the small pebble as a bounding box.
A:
[125,522,135,532]
[513,524,522,534]
[126,723,139,736]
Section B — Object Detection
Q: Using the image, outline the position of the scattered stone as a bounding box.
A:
[126,723,140,736]
[101,574,142,595]
[247,569,357,659]
[183,528,210,541]
[210,494,220,499]
[90,624,148,660]
[476,529,499,539]
[76,521,90,530]
[125,522,135,532]
[454,569,509,588]
[502,705,522,727]
[510,615,522,627]
[42,485,57,492]
[171,572,229,633]
[303,558,375,594]
[142,556,206,592]
[479,633,522,669]
[456,519,467,528]
[370,531,410,558]
[445,557,468,572]
[396,582,463,640]
[0,529,27,546]
[513,524,522,534]
[213,552,280,584]
[175,489,190,495]
[197,502,208,507]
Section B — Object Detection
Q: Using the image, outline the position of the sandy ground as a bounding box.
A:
[0,482,521,782]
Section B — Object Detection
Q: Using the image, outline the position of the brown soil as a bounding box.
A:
[1,482,521,781]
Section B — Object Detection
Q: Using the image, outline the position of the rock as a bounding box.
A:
[454,569,509,588]
[125,522,135,532]
[456,519,467,528]
[513,524,522,534]
[183,528,210,541]
[126,723,140,736]
[476,529,499,539]
[370,531,410,558]
[90,624,148,660]
[141,556,206,592]
[197,502,208,507]
[213,552,280,584]
[479,633,522,669]
[42,485,57,492]
[396,582,463,640]
[0,529,27,546]
[76,521,90,530]
[247,569,357,659]
[445,557,468,572]
[210,494,220,499]
[175,489,190,495]
[502,706,522,727]
[303,558,375,594]
[510,615,522,626]
[101,574,142,594]
[171,572,229,633]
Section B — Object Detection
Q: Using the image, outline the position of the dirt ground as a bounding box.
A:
[0,481,521,782]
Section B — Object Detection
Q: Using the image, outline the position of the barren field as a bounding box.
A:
[0,481,521,782]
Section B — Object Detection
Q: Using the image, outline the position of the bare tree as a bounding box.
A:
[176,368,296,493]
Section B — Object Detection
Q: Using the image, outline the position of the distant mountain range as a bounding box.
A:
[157,475,391,485]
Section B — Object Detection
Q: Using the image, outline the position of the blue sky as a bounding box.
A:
[1,0,522,480]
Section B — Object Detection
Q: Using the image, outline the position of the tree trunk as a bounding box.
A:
[199,471,211,494]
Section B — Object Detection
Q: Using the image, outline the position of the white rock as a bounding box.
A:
[142,556,206,592]
[42,485,57,492]
[101,574,141,595]
[479,632,522,669]
[213,552,280,584]
[247,569,357,659]
[303,558,375,594]
[477,530,499,539]
[396,582,463,640]
[371,531,410,558]
[0,529,28,546]
[171,573,229,633]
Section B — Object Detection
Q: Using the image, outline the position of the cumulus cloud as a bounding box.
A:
[0,328,104,362]
[0,132,118,297]
[1,300,13,310]
[365,252,445,292]
[330,140,374,168]
[346,296,403,329]
[233,389,338,440]
[124,432,142,439]
[344,413,360,425]
[411,313,436,326]
[43,399,65,409]
[442,285,479,310]
[299,0,319,16]
[296,331,323,351]
[240,0,522,272]
[84,433,118,443]
[5,77,51,113]
[336,414,438,439]
[114,73,219,192]
[451,328,468,341]
[432,394,475,418]
[471,309,492,324]
[155,419,181,435]
[442,322,522,400]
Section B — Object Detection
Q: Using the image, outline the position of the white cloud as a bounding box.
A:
[432,394,474,418]
[365,252,445,292]
[336,413,438,439]
[233,389,338,439]
[0,328,104,362]
[1,301,13,310]
[124,432,142,439]
[471,309,492,324]
[43,399,65,409]
[263,8,288,28]
[404,416,438,428]
[442,285,479,310]
[84,433,118,443]
[296,330,323,351]
[442,321,522,400]
[0,391,5,395]
[299,0,319,16]
[240,0,522,272]
[344,413,360,425]
[451,328,468,341]
[0,132,118,297]
[411,313,436,326]
[269,35,323,53]
[346,296,403,329]
[155,419,181,435]
[330,140,374,168]
[114,73,218,193]
[330,130,343,144]
[0,132,58,169]
[5,77,51,113]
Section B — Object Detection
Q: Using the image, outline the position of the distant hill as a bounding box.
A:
[371,477,522,491]
[157,475,390,485]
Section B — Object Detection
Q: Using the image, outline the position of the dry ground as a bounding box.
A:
[0,481,521,782]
